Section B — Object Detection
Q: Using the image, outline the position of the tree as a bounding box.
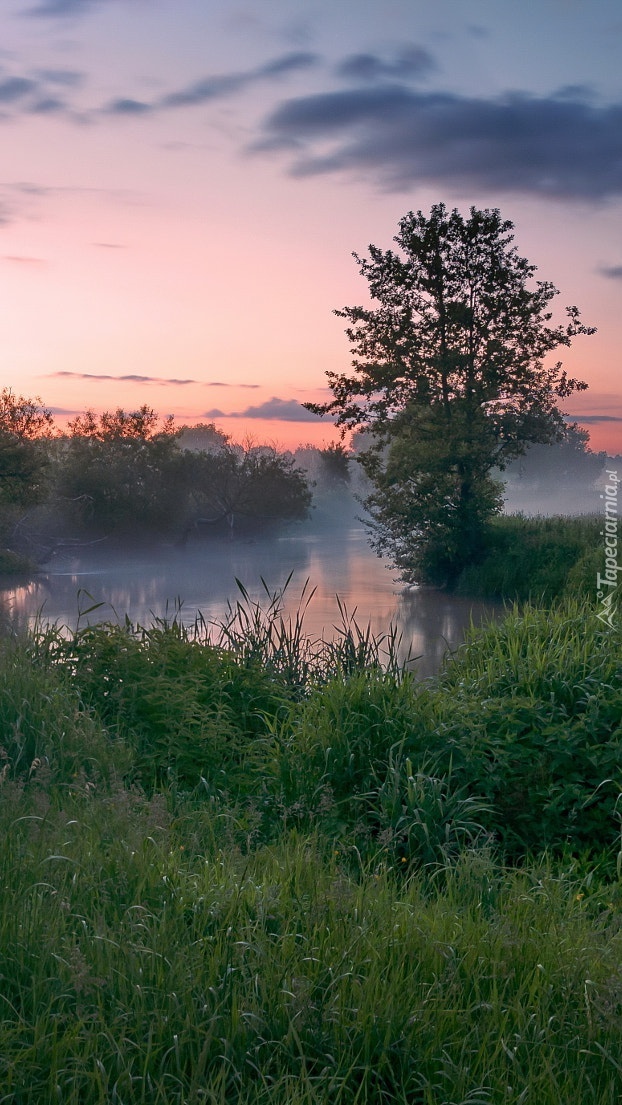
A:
[183,443,311,538]
[57,406,186,537]
[0,389,54,506]
[307,204,594,585]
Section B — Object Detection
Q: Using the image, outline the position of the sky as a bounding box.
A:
[1,0,621,455]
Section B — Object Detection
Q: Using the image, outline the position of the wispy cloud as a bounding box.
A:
[0,181,147,227]
[51,372,198,385]
[566,413,622,423]
[256,85,622,200]
[48,372,262,388]
[598,264,622,279]
[2,254,45,264]
[25,0,115,17]
[205,381,260,389]
[0,77,37,103]
[101,52,317,118]
[205,397,333,421]
[105,97,152,116]
[335,45,436,83]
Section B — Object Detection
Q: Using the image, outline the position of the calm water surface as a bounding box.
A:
[0,518,499,677]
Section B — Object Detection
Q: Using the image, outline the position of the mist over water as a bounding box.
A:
[0,507,498,678]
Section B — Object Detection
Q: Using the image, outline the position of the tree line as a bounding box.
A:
[0,399,323,567]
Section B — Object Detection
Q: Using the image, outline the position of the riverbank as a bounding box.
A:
[0,591,620,1101]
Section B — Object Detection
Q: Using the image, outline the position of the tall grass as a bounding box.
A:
[456,514,601,601]
[0,790,621,1104]
[0,581,620,1101]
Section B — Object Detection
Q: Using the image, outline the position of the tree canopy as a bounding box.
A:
[307,203,595,584]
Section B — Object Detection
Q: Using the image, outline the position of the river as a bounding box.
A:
[0,512,499,678]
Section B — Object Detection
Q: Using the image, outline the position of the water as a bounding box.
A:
[0,517,499,678]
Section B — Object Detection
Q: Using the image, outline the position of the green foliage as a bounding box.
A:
[456,513,601,600]
[0,630,128,786]
[184,443,312,537]
[366,755,492,868]
[0,800,621,1103]
[0,390,54,566]
[308,203,594,585]
[56,406,187,537]
[0,585,621,1100]
[59,614,288,793]
[431,598,622,856]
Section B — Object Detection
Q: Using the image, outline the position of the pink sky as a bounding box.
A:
[1,0,621,456]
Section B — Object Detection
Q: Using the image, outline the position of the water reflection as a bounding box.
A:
[0,523,499,678]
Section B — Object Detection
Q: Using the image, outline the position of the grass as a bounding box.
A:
[455,514,601,601]
[1,789,621,1104]
[0,578,620,1102]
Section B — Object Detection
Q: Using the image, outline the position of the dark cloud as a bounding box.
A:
[566,413,622,423]
[336,45,436,83]
[258,52,318,78]
[205,382,260,389]
[0,71,79,120]
[206,397,333,421]
[29,97,67,114]
[34,69,84,87]
[160,75,245,110]
[0,77,37,102]
[599,264,622,279]
[257,85,622,199]
[158,52,317,111]
[26,0,102,16]
[105,97,152,116]
[51,372,197,385]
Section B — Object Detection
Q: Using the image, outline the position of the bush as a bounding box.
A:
[60,616,288,793]
[455,514,601,600]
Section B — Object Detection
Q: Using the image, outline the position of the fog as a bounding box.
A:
[0,432,608,676]
[0,494,498,679]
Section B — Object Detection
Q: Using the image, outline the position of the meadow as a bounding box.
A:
[0,553,620,1103]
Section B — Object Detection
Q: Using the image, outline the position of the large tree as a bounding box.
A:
[307,204,594,585]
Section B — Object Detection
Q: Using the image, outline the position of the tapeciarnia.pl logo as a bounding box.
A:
[596,469,619,628]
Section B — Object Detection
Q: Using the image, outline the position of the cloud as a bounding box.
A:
[25,0,108,16]
[158,52,317,111]
[256,85,622,199]
[50,372,260,389]
[336,45,436,83]
[105,97,152,116]
[2,254,45,264]
[0,181,147,226]
[598,264,622,279]
[29,97,68,114]
[51,372,197,385]
[565,413,622,423]
[205,381,260,389]
[0,77,37,103]
[34,69,85,87]
[206,397,333,421]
